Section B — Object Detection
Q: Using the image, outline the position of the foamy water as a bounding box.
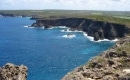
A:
[62,34,76,38]
[24,26,118,42]
[82,32,118,42]
[24,25,34,28]
[0,17,115,80]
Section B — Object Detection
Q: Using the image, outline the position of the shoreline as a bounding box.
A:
[62,36,130,80]
[29,17,130,80]
[1,15,130,80]
[25,25,118,42]
[31,18,130,41]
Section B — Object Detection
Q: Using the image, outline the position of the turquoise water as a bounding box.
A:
[0,17,114,80]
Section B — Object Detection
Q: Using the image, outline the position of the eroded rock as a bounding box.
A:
[0,63,28,80]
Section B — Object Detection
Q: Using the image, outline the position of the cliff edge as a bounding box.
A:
[31,18,130,41]
[62,36,130,80]
[31,17,130,80]
[0,63,28,80]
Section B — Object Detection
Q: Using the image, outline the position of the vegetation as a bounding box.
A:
[116,42,130,54]
[0,10,130,26]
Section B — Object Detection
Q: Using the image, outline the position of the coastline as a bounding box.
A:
[25,25,118,42]
[62,36,130,80]
[30,17,130,80]
[31,18,130,41]
[1,15,130,80]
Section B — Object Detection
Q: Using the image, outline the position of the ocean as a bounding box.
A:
[0,17,114,80]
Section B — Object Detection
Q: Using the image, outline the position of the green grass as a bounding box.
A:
[0,10,130,27]
[113,16,130,19]
[91,13,103,15]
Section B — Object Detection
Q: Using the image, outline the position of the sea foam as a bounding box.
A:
[24,25,118,42]
[47,26,68,29]
[24,26,29,28]
[61,28,83,33]
[24,25,34,28]
[62,34,76,38]
[83,32,118,42]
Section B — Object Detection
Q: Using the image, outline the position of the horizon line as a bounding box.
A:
[0,9,130,12]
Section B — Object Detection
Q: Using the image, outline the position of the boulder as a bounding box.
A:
[0,63,28,80]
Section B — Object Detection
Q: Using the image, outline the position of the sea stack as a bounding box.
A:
[0,63,28,80]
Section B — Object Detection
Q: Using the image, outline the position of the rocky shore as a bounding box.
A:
[0,14,130,79]
[31,18,130,41]
[0,63,28,80]
[31,17,130,79]
[62,36,130,80]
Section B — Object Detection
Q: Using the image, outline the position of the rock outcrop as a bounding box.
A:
[31,17,130,79]
[0,63,28,80]
[31,18,130,41]
[62,36,130,80]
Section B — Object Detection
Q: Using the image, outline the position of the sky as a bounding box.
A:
[0,0,130,11]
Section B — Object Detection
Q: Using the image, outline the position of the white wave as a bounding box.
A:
[61,29,72,32]
[47,27,57,29]
[95,39,118,42]
[24,26,29,28]
[83,32,94,41]
[96,39,110,42]
[41,26,45,29]
[61,30,65,32]
[83,32,118,42]
[62,34,76,38]
[23,25,118,42]
[46,26,68,29]
[111,39,118,42]
[57,26,68,28]
[24,25,34,28]
[61,28,83,33]
[17,16,22,18]
[72,30,83,32]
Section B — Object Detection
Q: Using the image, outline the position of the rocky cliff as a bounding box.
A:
[0,63,28,80]
[62,36,130,80]
[31,18,130,80]
[31,18,130,41]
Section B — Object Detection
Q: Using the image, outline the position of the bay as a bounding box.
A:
[0,17,114,80]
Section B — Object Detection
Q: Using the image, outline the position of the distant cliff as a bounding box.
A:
[0,63,28,80]
[31,18,130,41]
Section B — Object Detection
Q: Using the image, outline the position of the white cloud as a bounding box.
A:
[0,0,129,11]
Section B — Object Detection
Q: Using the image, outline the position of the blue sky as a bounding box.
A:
[0,0,130,11]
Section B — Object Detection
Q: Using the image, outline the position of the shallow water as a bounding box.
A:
[0,17,114,80]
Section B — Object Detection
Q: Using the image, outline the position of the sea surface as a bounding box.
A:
[0,17,114,80]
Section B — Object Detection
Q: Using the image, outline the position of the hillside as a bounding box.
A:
[0,10,130,27]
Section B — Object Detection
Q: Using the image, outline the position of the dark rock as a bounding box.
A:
[108,60,115,66]
[109,51,117,57]
[82,72,90,77]
[31,18,130,41]
[117,51,128,57]
[105,51,117,58]
[94,32,100,41]
[122,51,128,57]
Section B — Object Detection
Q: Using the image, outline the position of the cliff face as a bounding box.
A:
[62,36,130,80]
[0,63,28,80]
[32,18,130,41]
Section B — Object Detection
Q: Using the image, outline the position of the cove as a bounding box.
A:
[0,17,114,80]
